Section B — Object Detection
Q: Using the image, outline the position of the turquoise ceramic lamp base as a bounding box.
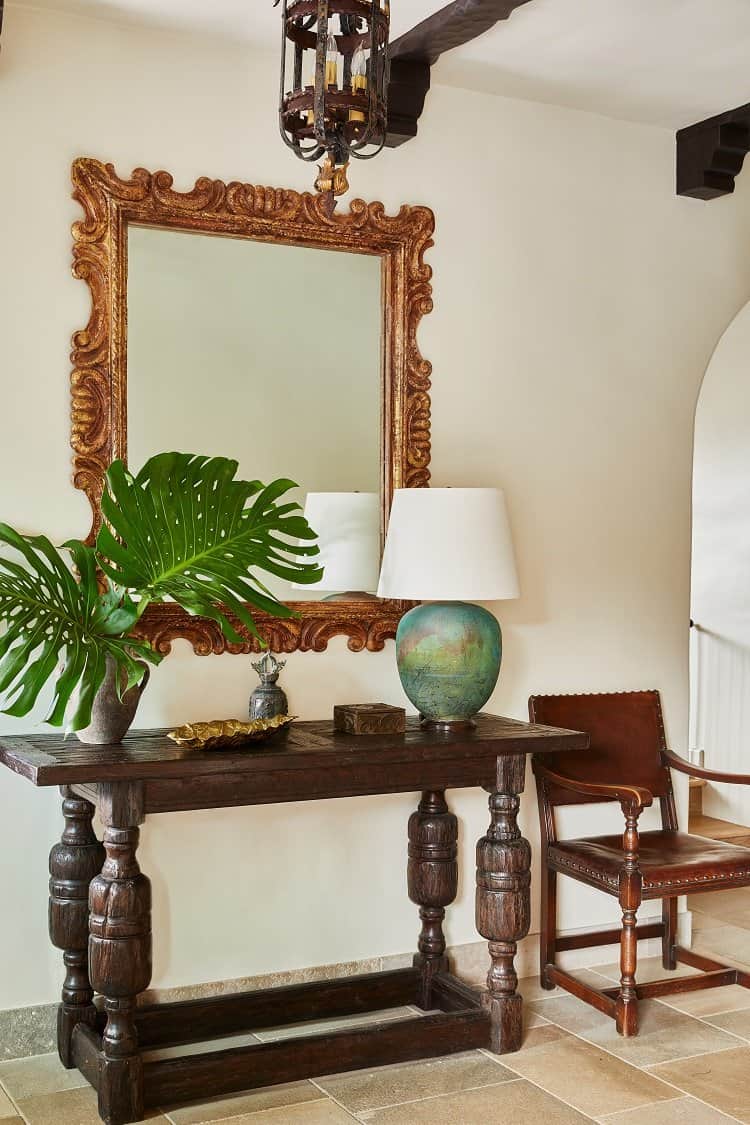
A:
[395,601,502,731]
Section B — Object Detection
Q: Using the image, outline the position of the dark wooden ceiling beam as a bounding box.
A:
[386,59,432,147]
[386,0,534,146]
[390,0,534,64]
[677,102,750,200]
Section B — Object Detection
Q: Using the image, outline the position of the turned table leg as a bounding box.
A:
[49,787,105,1068]
[408,790,458,1009]
[88,783,151,1125]
[475,754,531,1054]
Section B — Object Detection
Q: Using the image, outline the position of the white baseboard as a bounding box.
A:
[677,908,693,947]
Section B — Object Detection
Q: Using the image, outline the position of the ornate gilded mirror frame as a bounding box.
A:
[70,158,433,654]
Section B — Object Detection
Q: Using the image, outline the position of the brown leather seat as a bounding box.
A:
[529,690,750,1039]
[550,830,750,898]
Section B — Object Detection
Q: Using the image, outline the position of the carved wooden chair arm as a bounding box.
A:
[662,749,750,786]
[534,762,654,812]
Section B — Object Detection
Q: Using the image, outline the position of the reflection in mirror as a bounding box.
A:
[295,492,381,601]
[126,225,382,601]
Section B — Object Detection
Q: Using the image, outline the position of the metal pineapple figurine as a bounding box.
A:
[249,653,289,721]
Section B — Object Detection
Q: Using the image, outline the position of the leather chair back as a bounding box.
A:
[529,690,671,806]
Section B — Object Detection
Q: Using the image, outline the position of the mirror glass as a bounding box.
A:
[127,226,383,601]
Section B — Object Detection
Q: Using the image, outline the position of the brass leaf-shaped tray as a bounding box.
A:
[168,714,295,751]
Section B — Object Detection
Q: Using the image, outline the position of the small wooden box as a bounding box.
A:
[333,703,407,736]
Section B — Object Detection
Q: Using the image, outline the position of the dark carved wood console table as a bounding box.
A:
[0,714,587,1125]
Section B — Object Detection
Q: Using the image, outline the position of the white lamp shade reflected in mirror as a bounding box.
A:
[377,488,520,601]
[294,492,381,594]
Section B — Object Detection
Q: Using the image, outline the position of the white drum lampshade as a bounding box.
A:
[294,492,380,595]
[377,488,519,601]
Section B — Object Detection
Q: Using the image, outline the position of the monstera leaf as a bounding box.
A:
[96,453,323,643]
[0,526,160,730]
[0,453,321,732]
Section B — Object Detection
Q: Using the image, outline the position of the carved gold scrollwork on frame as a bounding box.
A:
[70,158,434,654]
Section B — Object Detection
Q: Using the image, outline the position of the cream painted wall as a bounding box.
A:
[2,3,750,1010]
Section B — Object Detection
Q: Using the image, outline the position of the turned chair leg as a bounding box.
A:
[615,908,639,1036]
[539,860,557,990]
[662,897,678,970]
[615,875,642,1037]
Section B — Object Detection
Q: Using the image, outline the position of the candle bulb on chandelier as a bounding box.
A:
[349,45,367,123]
[326,29,339,89]
[302,49,315,125]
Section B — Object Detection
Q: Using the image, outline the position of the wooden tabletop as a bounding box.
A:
[0,714,587,789]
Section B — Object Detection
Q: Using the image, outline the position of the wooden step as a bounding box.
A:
[689,813,750,848]
[689,776,707,816]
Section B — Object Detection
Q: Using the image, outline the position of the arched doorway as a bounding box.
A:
[691,300,750,826]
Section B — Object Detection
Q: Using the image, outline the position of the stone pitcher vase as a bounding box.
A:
[76,654,151,745]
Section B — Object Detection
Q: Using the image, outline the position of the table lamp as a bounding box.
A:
[377,488,519,730]
[294,492,380,600]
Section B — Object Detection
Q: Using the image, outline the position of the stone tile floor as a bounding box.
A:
[1,889,750,1124]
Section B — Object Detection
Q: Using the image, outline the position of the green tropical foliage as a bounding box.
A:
[97,453,322,644]
[0,452,322,731]
[0,528,157,730]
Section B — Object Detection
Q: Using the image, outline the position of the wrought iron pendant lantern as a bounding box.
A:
[277,0,390,195]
